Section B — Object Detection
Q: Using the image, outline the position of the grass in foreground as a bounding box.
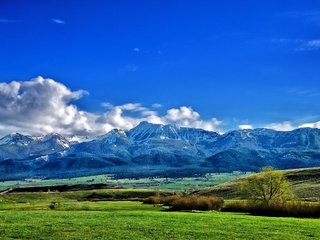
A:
[0,201,319,240]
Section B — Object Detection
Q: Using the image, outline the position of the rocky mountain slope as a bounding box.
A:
[0,121,320,180]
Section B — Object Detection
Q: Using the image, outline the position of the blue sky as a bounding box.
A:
[0,1,320,135]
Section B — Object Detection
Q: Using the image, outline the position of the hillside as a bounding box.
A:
[196,167,320,200]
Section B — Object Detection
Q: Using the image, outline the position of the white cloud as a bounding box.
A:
[298,121,320,129]
[52,19,66,25]
[163,106,221,131]
[303,40,320,50]
[96,105,221,132]
[264,121,295,131]
[271,38,320,51]
[0,77,223,136]
[96,103,164,132]
[239,124,253,130]
[0,76,92,136]
[152,103,162,108]
[2,77,320,137]
[296,39,320,51]
[165,106,199,123]
[101,102,114,109]
[264,120,320,131]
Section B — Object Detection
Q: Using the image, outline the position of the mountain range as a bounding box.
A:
[1,121,320,180]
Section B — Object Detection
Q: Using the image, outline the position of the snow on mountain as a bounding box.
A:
[127,121,179,142]
[0,133,33,146]
[68,129,131,162]
[29,133,70,155]
[1,122,320,180]
[0,132,70,160]
[127,121,219,144]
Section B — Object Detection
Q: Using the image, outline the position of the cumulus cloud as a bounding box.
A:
[163,106,221,131]
[96,103,163,132]
[0,77,222,136]
[0,76,93,136]
[2,76,320,137]
[264,121,295,131]
[239,124,253,130]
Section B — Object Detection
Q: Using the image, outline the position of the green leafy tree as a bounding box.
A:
[240,167,294,206]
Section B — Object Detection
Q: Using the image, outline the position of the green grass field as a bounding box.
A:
[0,190,319,240]
[0,200,319,240]
[1,169,319,240]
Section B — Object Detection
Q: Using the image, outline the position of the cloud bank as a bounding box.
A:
[0,77,222,136]
[96,104,221,133]
[0,77,319,137]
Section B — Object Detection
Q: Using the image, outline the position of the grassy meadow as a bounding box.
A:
[0,198,319,240]
[0,169,319,239]
[0,189,319,239]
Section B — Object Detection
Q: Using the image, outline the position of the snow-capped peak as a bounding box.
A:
[0,133,33,145]
[126,121,218,143]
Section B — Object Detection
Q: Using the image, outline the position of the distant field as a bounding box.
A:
[0,200,319,240]
[0,172,248,191]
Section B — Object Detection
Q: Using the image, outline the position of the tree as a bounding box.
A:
[240,167,294,206]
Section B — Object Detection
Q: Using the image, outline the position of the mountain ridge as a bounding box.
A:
[1,122,320,180]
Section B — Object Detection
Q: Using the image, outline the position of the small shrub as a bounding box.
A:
[222,200,249,213]
[249,201,320,218]
[49,201,58,210]
[144,194,224,211]
[170,195,224,211]
[143,194,182,205]
[161,195,181,206]
[223,200,320,218]
[143,196,162,204]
